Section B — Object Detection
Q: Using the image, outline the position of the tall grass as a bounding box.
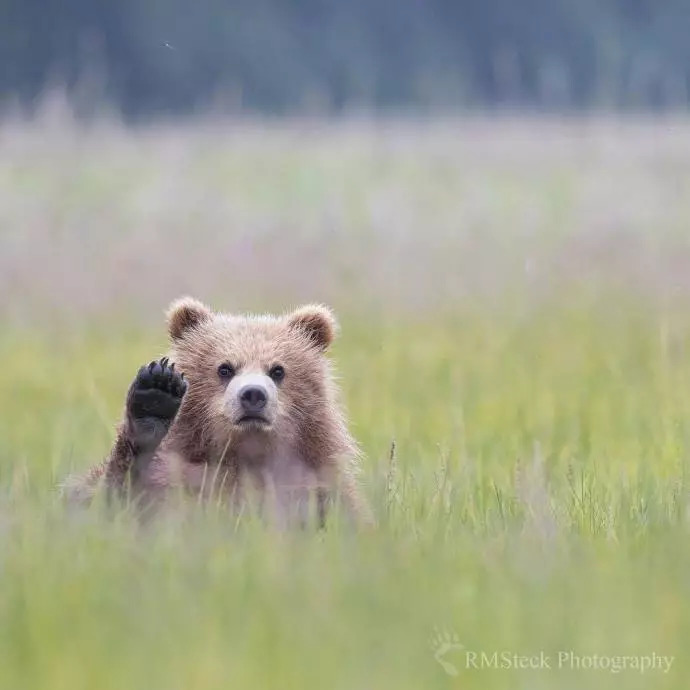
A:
[0,115,688,689]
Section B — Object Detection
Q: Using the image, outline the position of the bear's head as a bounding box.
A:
[165,297,346,462]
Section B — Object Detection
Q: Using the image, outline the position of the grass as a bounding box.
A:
[1,113,690,689]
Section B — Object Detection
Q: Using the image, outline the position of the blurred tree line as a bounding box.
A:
[2,0,690,118]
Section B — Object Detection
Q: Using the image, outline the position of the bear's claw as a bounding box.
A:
[128,357,187,422]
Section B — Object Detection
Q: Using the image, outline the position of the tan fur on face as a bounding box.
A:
[172,310,341,450]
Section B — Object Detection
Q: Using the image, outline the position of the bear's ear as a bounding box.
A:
[167,297,212,340]
[287,304,338,352]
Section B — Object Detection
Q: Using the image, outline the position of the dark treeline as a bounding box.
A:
[3,0,690,118]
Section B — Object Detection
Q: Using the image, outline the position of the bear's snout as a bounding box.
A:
[239,385,268,413]
[224,372,278,427]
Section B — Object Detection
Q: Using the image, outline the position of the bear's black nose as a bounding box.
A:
[239,385,268,412]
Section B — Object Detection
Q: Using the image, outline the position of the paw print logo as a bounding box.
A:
[430,628,464,677]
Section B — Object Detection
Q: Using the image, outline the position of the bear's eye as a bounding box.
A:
[268,365,285,383]
[217,363,236,380]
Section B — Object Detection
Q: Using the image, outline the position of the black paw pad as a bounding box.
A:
[128,357,187,421]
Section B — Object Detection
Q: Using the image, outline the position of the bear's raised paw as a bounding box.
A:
[127,357,187,425]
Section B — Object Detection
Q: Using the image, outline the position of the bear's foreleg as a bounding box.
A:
[104,358,187,500]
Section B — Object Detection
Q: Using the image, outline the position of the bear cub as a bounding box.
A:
[66,297,371,527]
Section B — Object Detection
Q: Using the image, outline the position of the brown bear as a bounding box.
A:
[64,297,372,527]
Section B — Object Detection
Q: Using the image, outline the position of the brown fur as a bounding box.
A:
[64,298,372,527]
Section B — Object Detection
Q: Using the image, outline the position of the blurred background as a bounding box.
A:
[3,1,690,325]
[4,0,690,117]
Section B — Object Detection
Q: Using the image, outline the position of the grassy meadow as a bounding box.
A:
[1,111,690,689]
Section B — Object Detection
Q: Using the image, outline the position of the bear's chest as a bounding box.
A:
[152,441,320,527]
